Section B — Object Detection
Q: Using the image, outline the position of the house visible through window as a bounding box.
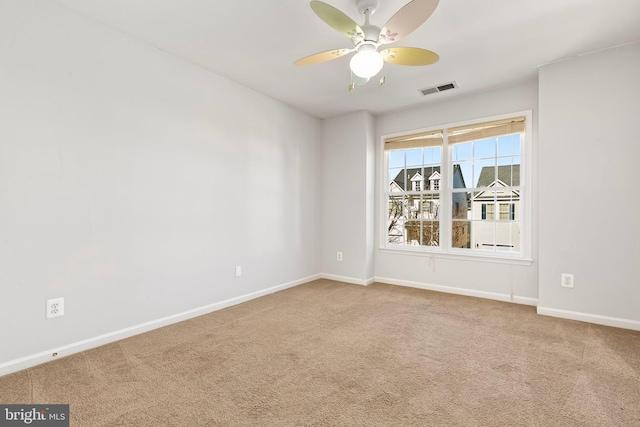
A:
[411,173,422,191]
[481,203,494,220]
[499,203,515,220]
[386,130,443,246]
[384,113,528,258]
[430,174,440,190]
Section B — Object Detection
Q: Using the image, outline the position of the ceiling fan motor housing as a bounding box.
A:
[360,23,381,43]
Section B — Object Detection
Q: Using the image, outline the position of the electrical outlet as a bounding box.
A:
[235,265,242,277]
[46,298,64,319]
[336,252,343,261]
[561,273,574,288]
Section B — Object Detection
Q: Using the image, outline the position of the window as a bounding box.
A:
[481,203,494,220]
[499,203,515,220]
[383,113,530,259]
[431,178,440,190]
[412,179,422,191]
[482,203,515,220]
[386,130,442,246]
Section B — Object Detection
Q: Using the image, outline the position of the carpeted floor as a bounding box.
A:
[1,280,639,426]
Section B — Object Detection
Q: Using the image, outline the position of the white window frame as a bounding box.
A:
[380,110,533,263]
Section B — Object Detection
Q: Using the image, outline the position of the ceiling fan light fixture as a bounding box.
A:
[350,45,383,79]
[299,0,441,88]
[351,71,370,86]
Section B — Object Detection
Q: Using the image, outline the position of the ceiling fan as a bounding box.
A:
[294,0,440,90]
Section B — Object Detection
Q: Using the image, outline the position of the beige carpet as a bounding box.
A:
[1,280,639,426]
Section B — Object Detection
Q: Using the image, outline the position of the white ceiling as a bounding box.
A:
[52,0,640,119]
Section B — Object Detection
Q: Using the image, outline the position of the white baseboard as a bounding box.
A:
[0,274,321,377]
[375,276,539,306]
[320,273,373,286]
[537,306,640,331]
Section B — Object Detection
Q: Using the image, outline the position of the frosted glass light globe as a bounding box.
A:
[351,71,370,86]
[350,49,383,79]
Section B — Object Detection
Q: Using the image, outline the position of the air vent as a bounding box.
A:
[418,81,458,96]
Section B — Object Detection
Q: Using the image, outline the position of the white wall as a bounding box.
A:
[0,0,321,370]
[374,81,540,303]
[538,42,640,329]
[321,111,375,284]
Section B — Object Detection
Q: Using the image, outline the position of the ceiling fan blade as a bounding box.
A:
[310,1,363,40]
[380,47,439,66]
[294,48,353,66]
[379,0,439,44]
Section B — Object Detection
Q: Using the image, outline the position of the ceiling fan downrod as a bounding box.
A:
[356,9,381,45]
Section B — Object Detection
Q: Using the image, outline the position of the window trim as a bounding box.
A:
[379,110,533,262]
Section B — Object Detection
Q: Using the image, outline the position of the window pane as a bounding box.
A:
[387,196,407,245]
[421,194,440,220]
[452,220,471,248]
[405,219,420,245]
[486,204,495,220]
[453,142,472,162]
[423,146,441,166]
[496,222,520,252]
[496,159,520,187]
[408,194,420,219]
[472,191,495,220]
[512,156,521,184]
[421,220,440,247]
[452,191,470,219]
[497,134,520,157]
[499,203,510,220]
[497,156,517,167]
[454,161,472,189]
[512,136,521,155]
[474,138,496,159]
[406,149,422,167]
[474,158,496,188]
[426,146,442,165]
[472,220,495,250]
[389,150,405,169]
[389,167,405,191]
[496,159,515,185]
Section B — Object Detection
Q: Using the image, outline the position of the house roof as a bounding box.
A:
[392,165,466,190]
[477,165,520,187]
[393,167,440,191]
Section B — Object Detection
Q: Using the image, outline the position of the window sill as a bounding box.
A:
[379,246,534,266]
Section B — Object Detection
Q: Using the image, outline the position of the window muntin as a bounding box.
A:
[383,114,528,258]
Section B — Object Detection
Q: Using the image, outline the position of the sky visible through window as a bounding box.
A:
[388,135,521,188]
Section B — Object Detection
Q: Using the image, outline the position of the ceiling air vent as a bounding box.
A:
[418,81,458,96]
